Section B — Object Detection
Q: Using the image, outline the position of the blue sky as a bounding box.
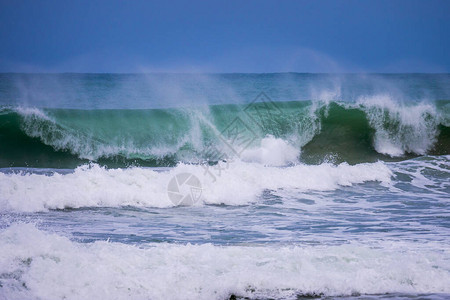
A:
[0,0,449,73]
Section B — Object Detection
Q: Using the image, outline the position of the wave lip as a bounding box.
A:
[1,224,449,300]
[0,98,449,168]
[358,95,440,157]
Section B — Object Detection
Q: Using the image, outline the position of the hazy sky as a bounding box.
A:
[0,0,449,73]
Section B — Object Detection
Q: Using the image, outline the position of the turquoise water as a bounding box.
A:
[0,73,449,299]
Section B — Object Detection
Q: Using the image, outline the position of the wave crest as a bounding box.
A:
[0,98,448,168]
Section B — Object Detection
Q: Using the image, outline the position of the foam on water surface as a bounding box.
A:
[1,74,450,299]
[0,160,392,212]
[1,224,449,300]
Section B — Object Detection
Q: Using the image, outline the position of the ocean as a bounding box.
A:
[0,73,449,299]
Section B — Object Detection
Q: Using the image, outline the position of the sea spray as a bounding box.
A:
[0,99,448,168]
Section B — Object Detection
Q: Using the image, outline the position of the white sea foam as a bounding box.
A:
[388,155,450,195]
[357,95,439,157]
[11,98,447,162]
[15,107,191,161]
[15,106,51,120]
[240,136,300,166]
[1,224,449,300]
[0,160,392,212]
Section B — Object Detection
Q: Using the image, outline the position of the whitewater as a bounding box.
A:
[0,73,449,299]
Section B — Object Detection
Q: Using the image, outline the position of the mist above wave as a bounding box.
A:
[0,95,448,168]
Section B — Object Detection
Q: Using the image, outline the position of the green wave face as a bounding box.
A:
[0,99,449,168]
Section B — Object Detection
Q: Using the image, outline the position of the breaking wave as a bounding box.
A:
[0,97,448,168]
[1,224,449,299]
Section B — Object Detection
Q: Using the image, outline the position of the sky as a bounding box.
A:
[0,0,449,73]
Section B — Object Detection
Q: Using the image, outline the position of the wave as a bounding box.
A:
[1,223,449,299]
[0,160,392,212]
[0,97,449,168]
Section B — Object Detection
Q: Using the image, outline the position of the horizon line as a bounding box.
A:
[1,71,449,75]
